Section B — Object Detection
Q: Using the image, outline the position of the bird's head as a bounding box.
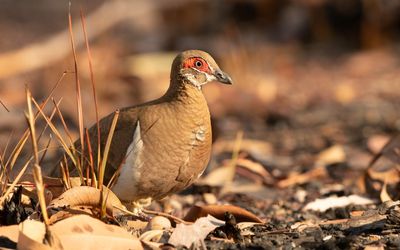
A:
[171,50,233,90]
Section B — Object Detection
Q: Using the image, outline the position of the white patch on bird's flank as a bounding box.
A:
[111,121,144,201]
[189,126,206,146]
[195,126,206,142]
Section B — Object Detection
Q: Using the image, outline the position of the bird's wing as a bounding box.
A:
[92,107,140,185]
[52,107,140,186]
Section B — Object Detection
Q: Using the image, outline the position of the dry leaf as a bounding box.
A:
[0,224,19,243]
[213,139,273,158]
[202,193,217,205]
[48,186,125,217]
[316,145,346,166]
[50,214,143,250]
[367,135,390,154]
[200,165,236,186]
[48,207,95,225]
[367,168,400,185]
[277,166,327,188]
[220,179,273,200]
[303,195,375,212]
[126,220,149,231]
[379,179,393,203]
[17,220,54,250]
[236,158,274,185]
[369,135,400,167]
[168,215,224,248]
[184,204,264,223]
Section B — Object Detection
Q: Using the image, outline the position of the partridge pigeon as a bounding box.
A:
[53,50,232,207]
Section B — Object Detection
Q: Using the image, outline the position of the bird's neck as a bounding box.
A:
[162,76,207,106]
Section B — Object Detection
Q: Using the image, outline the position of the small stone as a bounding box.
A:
[148,216,171,230]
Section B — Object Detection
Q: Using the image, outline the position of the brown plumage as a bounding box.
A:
[52,50,232,205]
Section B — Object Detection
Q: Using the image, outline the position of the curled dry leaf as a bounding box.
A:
[48,186,125,217]
[367,168,400,185]
[49,214,143,250]
[236,158,274,185]
[168,215,224,248]
[184,204,264,223]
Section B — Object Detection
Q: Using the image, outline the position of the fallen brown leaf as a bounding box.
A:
[367,168,400,185]
[213,139,273,158]
[184,204,264,223]
[0,224,19,244]
[379,178,393,203]
[316,145,346,166]
[17,219,56,250]
[50,214,143,250]
[277,166,327,188]
[367,135,390,154]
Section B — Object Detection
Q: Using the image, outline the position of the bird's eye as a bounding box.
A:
[195,60,203,68]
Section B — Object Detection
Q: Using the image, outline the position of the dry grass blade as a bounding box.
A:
[1,130,14,167]
[0,158,32,207]
[85,128,97,187]
[0,131,14,193]
[38,135,53,166]
[80,9,101,173]
[31,97,78,170]
[36,98,62,144]
[68,8,85,175]
[229,131,244,178]
[0,99,9,112]
[98,110,119,188]
[52,98,77,153]
[26,89,49,225]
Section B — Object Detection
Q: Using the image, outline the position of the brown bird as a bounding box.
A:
[53,50,232,208]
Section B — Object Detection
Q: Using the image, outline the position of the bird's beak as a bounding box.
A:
[214,69,233,85]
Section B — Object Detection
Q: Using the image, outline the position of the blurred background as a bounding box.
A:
[1,0,400,177]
